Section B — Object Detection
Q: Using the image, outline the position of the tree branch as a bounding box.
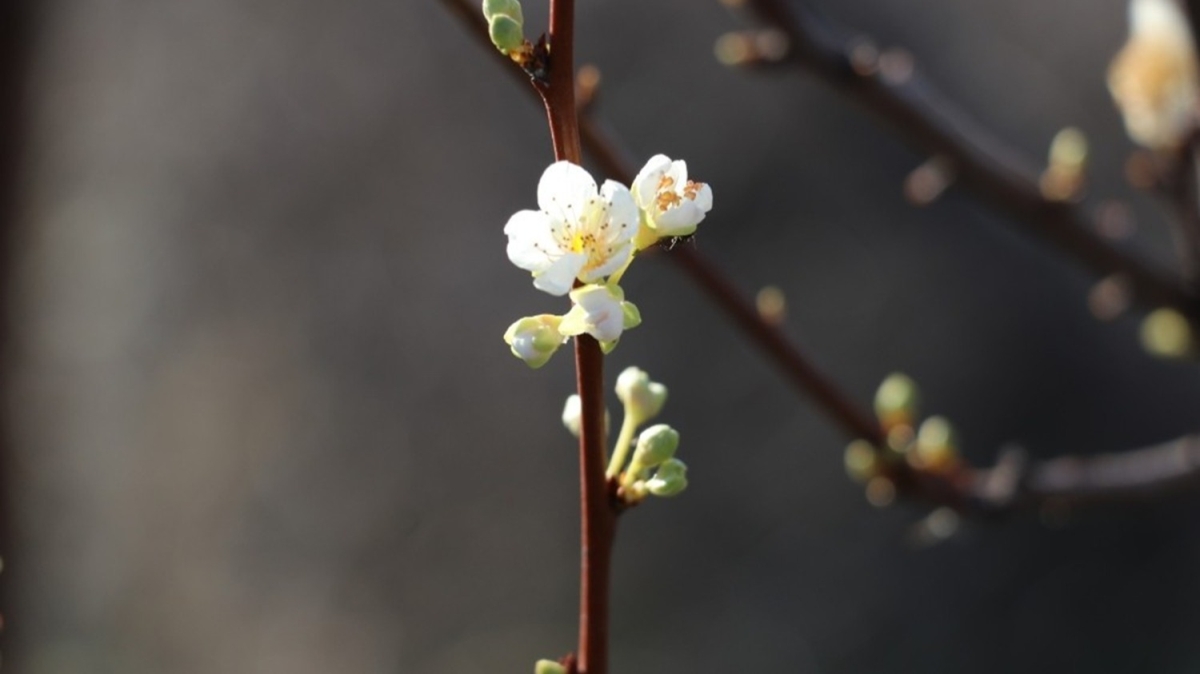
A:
[734,0,1200,319]
[441,0,1200,527]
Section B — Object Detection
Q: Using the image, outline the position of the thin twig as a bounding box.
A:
[735,0,1200,319]
[909,432,1200,515]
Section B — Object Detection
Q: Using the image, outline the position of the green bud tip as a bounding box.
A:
[1049,127,1088,171]
[1140,308,1193,359]
[874,372,920,425]
[914,415,958,470]
[534,660,566,674]
[483,0,524,25]
[844,439,879,483]
[647,458,688,497]
[632,424,680,469]
[489,15,525,53]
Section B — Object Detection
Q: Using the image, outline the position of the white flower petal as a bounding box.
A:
[538,161,598,222]
[560,285,628,341]
[504,210,557,272]
[655,202,704,236]
[601,180,639,245]
[632,154,671,210]
[692,182,713,213]
[664,159,688,188]
[533,252,587,295]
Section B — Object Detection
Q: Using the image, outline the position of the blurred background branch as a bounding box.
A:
[728,0,1200,321]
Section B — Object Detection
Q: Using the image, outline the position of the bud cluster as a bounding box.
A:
[845,372,965,506]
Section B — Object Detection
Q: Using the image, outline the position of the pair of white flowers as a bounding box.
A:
[503,155,713,367]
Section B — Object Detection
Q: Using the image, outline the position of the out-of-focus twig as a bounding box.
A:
[903,432,1200,515]
[732,0,1200,320]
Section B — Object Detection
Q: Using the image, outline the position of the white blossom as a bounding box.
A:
[558,284,641,346]
[631,154,713,245]
[505,161,638,296]
[1109,0,1199,149]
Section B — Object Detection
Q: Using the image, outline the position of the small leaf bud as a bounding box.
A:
[631,424,679,470]
[483,0,524,25]
[914,415,958,471]
[875,372,920,428]
[1140,307,1194,359]
[615,366,668,423]
[646,458,688,497]
[844,439,879,483]
[534,660,566,674]
[489,14,525,53]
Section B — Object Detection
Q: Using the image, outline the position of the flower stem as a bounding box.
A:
[541,1,613,673]
[605,411,639,479]
[573,334,613,674]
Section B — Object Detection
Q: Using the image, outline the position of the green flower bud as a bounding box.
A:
[534,660,566,674]
[843,439,879,483]
[615,366,668,423]
[504,314,565,369]
[1140,307,1194,359]
[483,0,524,24]
[489,14,525,53]
[914,415,958,470]
[631,424,679,470]
[874,372,920,427]
[646,458,688,497]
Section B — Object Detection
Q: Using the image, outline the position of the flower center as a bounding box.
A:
[654,175,706,213]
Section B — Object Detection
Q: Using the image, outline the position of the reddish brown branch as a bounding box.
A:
[572,336,611,674]
[736,0,1200,319]
[539,1,611,671]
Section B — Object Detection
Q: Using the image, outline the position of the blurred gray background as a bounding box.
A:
[6,0,1200,672]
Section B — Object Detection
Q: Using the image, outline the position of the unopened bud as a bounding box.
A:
[1140,307,1194,358]
[504,314,565,369]
[875,372,920,427]
[534,660,566,674]
[489,14,525,53]
[914,415,958,470]
[646,458,688,497]
[483,0,524,24]
[844,439,879,483]
[615,366,668,423]
[631,424,679,469]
